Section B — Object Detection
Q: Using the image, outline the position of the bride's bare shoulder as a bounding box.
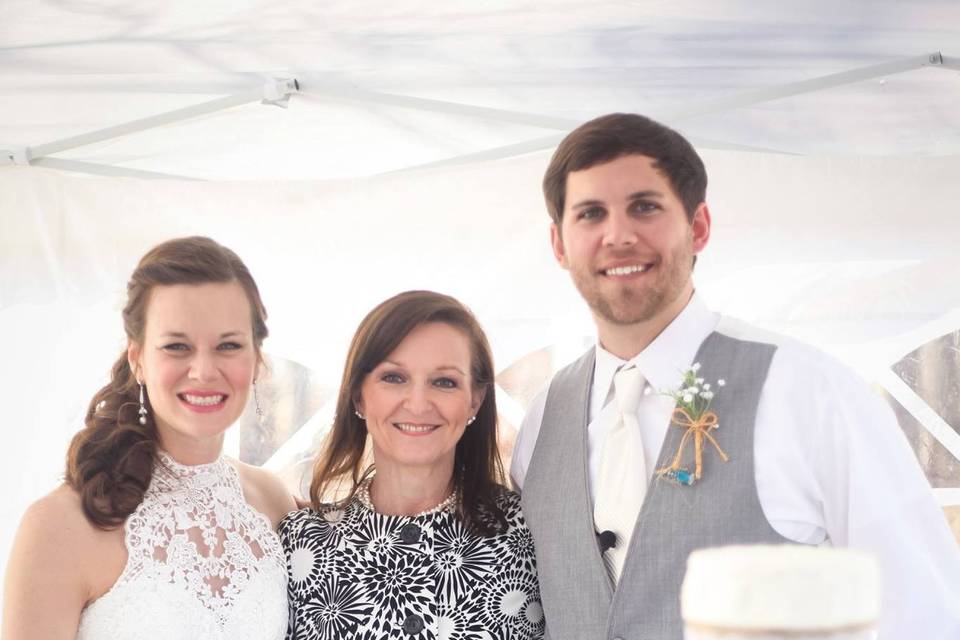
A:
[18,484,93,544]
[231,461,298,530]
[3,485,124,638]
[13,484,123,571]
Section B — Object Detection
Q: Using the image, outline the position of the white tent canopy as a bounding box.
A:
[2,1,960,180]
[2,0,960,601]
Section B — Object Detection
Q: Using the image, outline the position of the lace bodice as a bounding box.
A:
[77,452,288,640]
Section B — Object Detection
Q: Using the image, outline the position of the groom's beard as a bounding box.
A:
[569,234,694,327]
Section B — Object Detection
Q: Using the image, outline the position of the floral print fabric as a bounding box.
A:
[279,491,544,640]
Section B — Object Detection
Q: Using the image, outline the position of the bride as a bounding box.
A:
[2,237,296,639]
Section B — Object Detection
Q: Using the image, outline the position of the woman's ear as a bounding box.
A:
[353,390,366,420]
[127,341,143,382]
[470,385,487,416]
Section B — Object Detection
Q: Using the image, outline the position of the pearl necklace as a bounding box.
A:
[356,475,459,517]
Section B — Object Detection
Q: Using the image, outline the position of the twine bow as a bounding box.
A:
[657,408,729,481]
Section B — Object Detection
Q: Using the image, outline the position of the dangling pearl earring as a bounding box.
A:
[466,415,476,426]
[354,409,365,420]
[137,380,148,425]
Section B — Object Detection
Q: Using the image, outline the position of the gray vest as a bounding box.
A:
[522,331,790,640]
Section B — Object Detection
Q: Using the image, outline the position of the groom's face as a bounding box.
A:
[550,153,710,328]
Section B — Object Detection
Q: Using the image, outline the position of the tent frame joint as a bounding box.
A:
[0,146,32,166]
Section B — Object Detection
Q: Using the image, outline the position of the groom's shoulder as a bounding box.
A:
[550,345,596,385]
[712,315,870,391]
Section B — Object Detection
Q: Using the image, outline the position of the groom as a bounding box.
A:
[511,113,960,639]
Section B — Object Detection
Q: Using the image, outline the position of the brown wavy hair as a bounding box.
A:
[309,290,508,536]
[65,236,268,529]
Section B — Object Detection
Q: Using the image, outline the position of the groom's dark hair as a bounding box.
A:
[543,113,707,227]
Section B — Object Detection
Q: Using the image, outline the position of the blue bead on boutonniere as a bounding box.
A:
[661,468,695,486]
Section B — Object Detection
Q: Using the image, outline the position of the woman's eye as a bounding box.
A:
[162,343,190,352]
[381,372,405,384]
[218,342,243,351]
[433,377,458,389]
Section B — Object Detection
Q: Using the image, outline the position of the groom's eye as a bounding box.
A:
[578,206,604,220]
[631,200,660,215]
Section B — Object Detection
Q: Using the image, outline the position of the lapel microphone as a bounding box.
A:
[597,530,617,553]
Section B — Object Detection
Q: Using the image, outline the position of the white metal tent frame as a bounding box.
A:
[1,52,956,181]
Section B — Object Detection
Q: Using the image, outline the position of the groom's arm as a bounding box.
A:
[808,358,960,639]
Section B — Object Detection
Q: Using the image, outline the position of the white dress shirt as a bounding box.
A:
[511,295,960,640]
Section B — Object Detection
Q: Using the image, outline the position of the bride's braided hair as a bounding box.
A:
[65,236,268,529]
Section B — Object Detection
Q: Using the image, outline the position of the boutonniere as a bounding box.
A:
[656,363,728,486]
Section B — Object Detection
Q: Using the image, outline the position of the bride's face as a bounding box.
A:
[128,282,258,453]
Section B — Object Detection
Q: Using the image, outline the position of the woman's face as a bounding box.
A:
[128,281,258,458]
[358,321,484,478]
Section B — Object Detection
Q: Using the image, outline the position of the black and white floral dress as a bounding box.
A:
[279,487,544,640]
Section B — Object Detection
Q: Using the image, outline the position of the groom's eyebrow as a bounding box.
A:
[571,198,605,210]
[571,191,665,210]
[628,190,665,200]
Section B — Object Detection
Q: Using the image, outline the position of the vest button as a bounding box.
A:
[399,522,421,544]
[401,613,424,634]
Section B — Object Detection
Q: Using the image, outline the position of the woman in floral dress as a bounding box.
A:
[280,290,544,640]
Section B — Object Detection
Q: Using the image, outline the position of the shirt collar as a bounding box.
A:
[592,294,719,407]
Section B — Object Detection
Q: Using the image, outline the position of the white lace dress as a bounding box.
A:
[76,452,288,640]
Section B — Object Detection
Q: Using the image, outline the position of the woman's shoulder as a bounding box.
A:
[21,484,98,545]
[10,484,125,598]
[492,486,523,517]
[475,486,527,535]
[4,486,107,637]
[231,459,298,529]
[277,501,353,542]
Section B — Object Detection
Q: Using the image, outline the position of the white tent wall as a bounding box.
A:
[2,151,960,598]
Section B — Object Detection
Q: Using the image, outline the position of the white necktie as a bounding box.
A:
[593,365,647,583]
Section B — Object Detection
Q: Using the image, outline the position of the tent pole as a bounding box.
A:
[28,78,298,160]
[31,157,203,180]
[380,51,949,171]
[297,79,579,130]
[662,52,945,121]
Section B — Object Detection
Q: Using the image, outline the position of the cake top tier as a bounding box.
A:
[681,545,880,633]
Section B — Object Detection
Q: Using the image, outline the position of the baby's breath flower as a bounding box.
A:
[696,377,704,385]
[700,391,714,400]
[691,363,701,372]
[703,383,711,390]
[717,379,726,387]
[682,394,693,403]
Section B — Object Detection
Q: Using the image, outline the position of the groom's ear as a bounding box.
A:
[550,223,569,269]
[691,202,711,254]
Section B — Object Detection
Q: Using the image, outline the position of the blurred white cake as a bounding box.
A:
[681,545,880,637]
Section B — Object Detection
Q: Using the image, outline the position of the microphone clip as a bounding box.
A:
[597,529,617,553]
